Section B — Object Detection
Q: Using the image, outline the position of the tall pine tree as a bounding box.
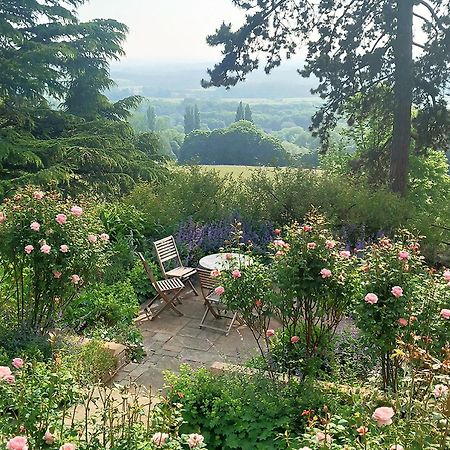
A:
[235,101,245,121]
[147,106,157,131]
[244,104,253,123]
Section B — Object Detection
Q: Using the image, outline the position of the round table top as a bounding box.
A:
[198,252,252,271]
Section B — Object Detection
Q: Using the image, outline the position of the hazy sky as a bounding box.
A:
[78,0,246,63]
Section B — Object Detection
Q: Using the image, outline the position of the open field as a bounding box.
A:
[199,164,280,178]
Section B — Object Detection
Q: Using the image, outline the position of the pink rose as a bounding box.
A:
[152,432,169,447]
[315,431,332,443]
[88,234,97,243]
[440,309,450,320]
[100,233,109,242]
[339,250,351,258]
[55,214,67,225]
[398,318,408,327]
[70,206,83,217]
[409,242,420,251]
[60,245,69,253]
[54,271,62,279]
[12,358,24,369]
[275,250,285,256]
[6,436,28,450]
[30,221,40,232]
[43,431,55,445]
[0,366,12,379]
[266,329,275,337]
[210,268,221,277]
[273,239,285,247]
[364,293,378,305]
[71,274,81,285]
[24,245,34,254]
[372,406,394,426]
[187,433,204,448]
[356,426,368,436]
[225,253,233,260]
[214,286,224,295]
[231,269,241,278]
[33,191,44,200]
[307,242,317,250]
[255,300,263,307]
[320,268,331,279]
[290,335,300,343]
[398,251,410,261]
[4,374,15,384]
[325,240,336,249]
[391,286,403,298]
[433,384,448,398]
[390,446,404,450]
[274,228,281,235]
[0,211,6,224]
[40,244,51,254]
[59,444,76,450]
[303,225,312,232]
[443,270,450,282]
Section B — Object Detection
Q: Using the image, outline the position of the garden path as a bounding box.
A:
[112,289,274,391]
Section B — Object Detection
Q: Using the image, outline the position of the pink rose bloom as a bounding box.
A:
[290,335,300,344]
[33,191,44,200]
[6,436,28,450]
[398,318,408,327]
[283,242,290,249]
[210,268,221,277]
[214,286,224,295]
[71,274,81,284]
[152,432,169,447]
[225,253,233,260]
[433,384,449,398]
[0,366,12,379]
[303,225,312,232]
[100,233,109,242]
[391,286,403,298]
[307,242,317,250]
[443,270,450,282]
[315,431,332,443]
[325,239,336,249]
[339,250,351,258]
[356,426,368,436]
[372,406,394,426]
[273,239,285,247]
[4,374,15,384]
[409,242,420,251]
[60,244,69,253]
[390,446,404,450]
[88,234,97,243]
[59,444,76,450]
[43,431,54,445]
[274,228,281,235]
[275,250,285,257]
[70,206,83,217]
[55,214,67,225]
[40,244,51,254]
[24,245,34,254]
[398,251,410,261]
[30,221,40,232]
[320,268,331,279]
[266,329,275,337]
[12,358,24,369]
[364,293,378,305]
[255,300,263,307]
[0,211,6,224]
[440,309,450,319]
[54,271,62,279]
[231,269,241,278]
[188,433,204,448]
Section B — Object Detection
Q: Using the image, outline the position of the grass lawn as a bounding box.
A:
[199,165,281,178]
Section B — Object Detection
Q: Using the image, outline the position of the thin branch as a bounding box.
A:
[413,41,426,49]
[416,0,446,31]
[413,12,440,34]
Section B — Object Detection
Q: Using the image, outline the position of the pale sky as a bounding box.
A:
[78,0,246,63]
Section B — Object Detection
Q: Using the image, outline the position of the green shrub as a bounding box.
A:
[127,258,159,303]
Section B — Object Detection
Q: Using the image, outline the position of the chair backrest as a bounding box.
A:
[153,235,182,275]
[138,252,161,293]
[197,268,217,292]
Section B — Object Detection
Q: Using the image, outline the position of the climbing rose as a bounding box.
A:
[266,329,275,337]
[364,293,378,305]
[59,444,76,450]
[303,225,312,232]
[339,250,351,258]
[152,433,169,447]
[225,253,233,260]
[433,384,449,398]
[274,228,281,235]
[55,214,67,225]
[231,269,241,278]
[71,274,81,285]
[291,335,300,343]
[40,244,51,254]
[30,221,40,232]
[60,245,69,253]
[0,211,6,224]
[214,286,224,295]
[100,233,109,242]
[6,436,28,450]
[315,432,332,443]
[88,234,97,243]
[4,374,15,384]
[440,309,450,319]
[325,240,336,249]
[210,268,221,277]
[24,245,34,254]
[275,250,285,257]
[0,366,12,380]
[70,206,83,217]
[273,239,285,247]
[53,271,62,279]
[12,358,24,369]
[398,318,408,327]
[187,433,204,448]
[255,300,263,307]
[372,407,394,426]
[391,286,403,298]
[356,426,368,436]
[398,251,410,261]
[43,431,54,445]
[320,268,331,279]
[33,191,44,200]
[443,270,450,282]
[307,242,317,249]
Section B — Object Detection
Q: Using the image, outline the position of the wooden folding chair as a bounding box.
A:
[138,253,185,320]
[153,235,198,296]
[197,268,239,335]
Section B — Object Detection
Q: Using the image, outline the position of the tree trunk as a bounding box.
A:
[390,0,414,196]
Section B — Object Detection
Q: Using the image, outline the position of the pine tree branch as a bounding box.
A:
[416,0,446,31]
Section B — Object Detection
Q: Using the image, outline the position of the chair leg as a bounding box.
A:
[225,312,239,336]
[188,278,199,296]
[151,288,184,319]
